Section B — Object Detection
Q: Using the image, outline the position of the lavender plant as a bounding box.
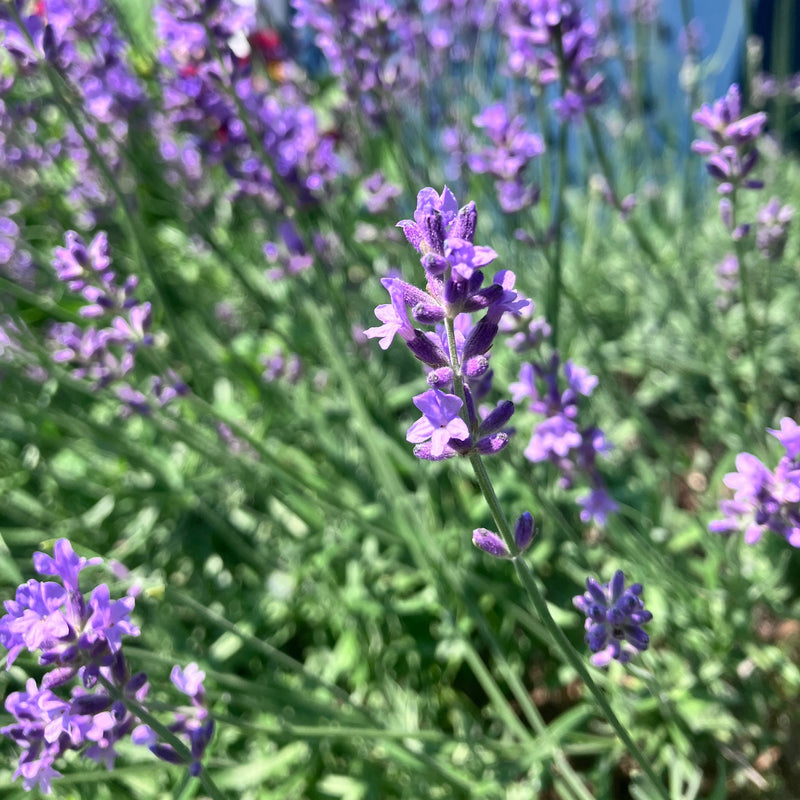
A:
[365,185,667,797]
[2,0,800,796]
[0,540,216,795]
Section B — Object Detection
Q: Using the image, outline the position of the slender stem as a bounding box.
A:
[548,120,568,349]
[462,594,596,800]
[470,434,668,797]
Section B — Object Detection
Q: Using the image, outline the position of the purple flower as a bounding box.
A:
[576,486,619,527]
[364,279,417,349]
[32,539,102,594]
[692,85,766,211]
[397,186,461,255]
[1,540,215,790]
[499,0,605,119]
[362,170,402,214]
[573,571,652,667]
[769,417,800,460]
[709,426,800,547]
[515,349,616,525]
[469,102,544,213]
[368,187,528,464]
[525,414,583,460]
[1,679,64,793]
[756,197,793,260]
[1,2,146,223]
[155,0,340,210]
[292,0,420,123]
[407,388,470,458]
[171,662,205,699]
[261,348,302,384]
[46,232,185,416]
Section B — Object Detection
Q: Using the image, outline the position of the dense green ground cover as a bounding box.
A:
[2,1,800,798]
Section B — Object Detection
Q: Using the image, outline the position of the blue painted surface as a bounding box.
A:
[654,0,743,97]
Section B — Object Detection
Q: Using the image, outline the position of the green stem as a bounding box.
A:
[548,120,568,349]
[462,595,596,800]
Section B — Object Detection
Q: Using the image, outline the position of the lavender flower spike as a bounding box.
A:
[573,571,652,667]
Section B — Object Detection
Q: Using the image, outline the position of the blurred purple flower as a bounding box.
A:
[469,102,544,213]
[756,197,793,260]
[514,350,617,526]
[692,84,766,229]
[499,0,605,120]
[710,420,800,547]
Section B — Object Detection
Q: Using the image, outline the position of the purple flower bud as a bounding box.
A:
[125,672,149,695]
[450,202,477,243]
[132,724,157,747]
[462,317,499,360]
[151,743,184,765]
[514,512,535,552]
[190,717,215,758]
[475,432,510,456]
[69,693,112,716]
[406,332,450,368]
[42,24,58,63]
[463,355,490,379]
[426,367,454,388]
[41,666,79,689]
[412,302,446,325]
[421,252,448,276]
[464,283,504,313]
[472,528,511,558]
[478,401,515,436]
[423,210,446,256]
